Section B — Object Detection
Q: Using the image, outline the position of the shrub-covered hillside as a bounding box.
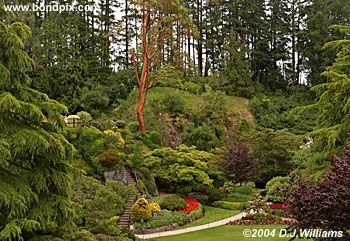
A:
[115,86,252,150]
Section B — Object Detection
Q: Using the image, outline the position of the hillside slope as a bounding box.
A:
[114,86,252,149]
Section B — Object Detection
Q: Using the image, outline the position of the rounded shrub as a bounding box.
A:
[182,125,219,151]
[130,198,152,222]
[149,131,162,146]
[98,149,120,167]
[149,202,161,215]
[160,93,187,117]
[126,122,139,133]
[235,185,254,195]
[153,194,186,211]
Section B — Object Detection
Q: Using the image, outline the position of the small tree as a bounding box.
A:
[131,0,193,132]
[223,143,258,184]
[285,141,350,240]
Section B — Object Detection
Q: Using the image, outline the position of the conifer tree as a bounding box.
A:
[314,25,350,148]
[220,31,253,97]
[302,25,350,150]
[0,21,76,240]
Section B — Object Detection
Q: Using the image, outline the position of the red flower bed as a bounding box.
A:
[271,203,288,211]
[178,198,198,213]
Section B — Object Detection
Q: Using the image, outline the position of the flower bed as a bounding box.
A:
[271,203,288,212]
[178,198,198,213]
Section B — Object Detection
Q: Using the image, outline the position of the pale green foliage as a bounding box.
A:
[265,176,290,202]
[77,111,93,125]
[145,145,213,192]
[297,25,350,150]
[0,21,76,240]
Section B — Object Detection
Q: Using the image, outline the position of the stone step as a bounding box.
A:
[119,217,130,222]
[117,169,138,230]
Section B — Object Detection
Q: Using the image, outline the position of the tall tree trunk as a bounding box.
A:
[125,0,129,68]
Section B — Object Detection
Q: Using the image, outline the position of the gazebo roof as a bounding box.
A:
[67,115,80,119]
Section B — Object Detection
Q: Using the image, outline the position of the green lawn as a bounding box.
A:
[176,206,240,229]
[150,225,304,241]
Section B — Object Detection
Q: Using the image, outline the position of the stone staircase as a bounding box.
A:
[118,168,137,229]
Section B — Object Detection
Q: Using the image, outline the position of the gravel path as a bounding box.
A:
[134,212,246,239]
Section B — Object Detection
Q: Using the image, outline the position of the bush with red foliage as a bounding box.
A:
[223,144,258,184]
[285,143,350,240]
[271,203,288,212]
[178,198,198,213]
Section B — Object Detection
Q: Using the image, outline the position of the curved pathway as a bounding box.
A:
[134,212,246,240]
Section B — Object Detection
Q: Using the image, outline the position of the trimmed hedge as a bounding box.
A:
[212,201,247,210]
[221,193,252,202]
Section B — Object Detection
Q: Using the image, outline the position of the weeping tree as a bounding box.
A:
[131,0,193,132]
[0,21,77,240]
[311,25,350,149]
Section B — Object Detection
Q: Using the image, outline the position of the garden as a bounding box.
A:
[2,2,350,240]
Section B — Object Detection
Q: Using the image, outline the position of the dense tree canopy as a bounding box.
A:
[0,21,76,240]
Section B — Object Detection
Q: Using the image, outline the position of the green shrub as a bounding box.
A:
[149,131,162,146]
[271,209,286,217]
[206,187,225,204]
[182,81,203,95]
[133,210,186,230]
[77,111,93,125]
[242,213,282,222]
[136,131,162,148]
[222,182,253,195]
[71,176,131,229]
[189,203,204,220]
[235,185,254,195]
[223,181,237,193]
[187,194,209,205]
[130,198,152,222]
[137,167,158,195]
[182,125,219,151]
[211,201,247,210]
[98,149,121,167]
[153,194,187,211]
[159,93,188,117]
[137,180,146,193]
[145,145,214,193]
[126,122,139,133]
[221,193,252,202]
[265,176,290,202]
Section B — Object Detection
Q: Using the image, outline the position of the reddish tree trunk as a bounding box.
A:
[137,105,145,132]
[130,0,189,132]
